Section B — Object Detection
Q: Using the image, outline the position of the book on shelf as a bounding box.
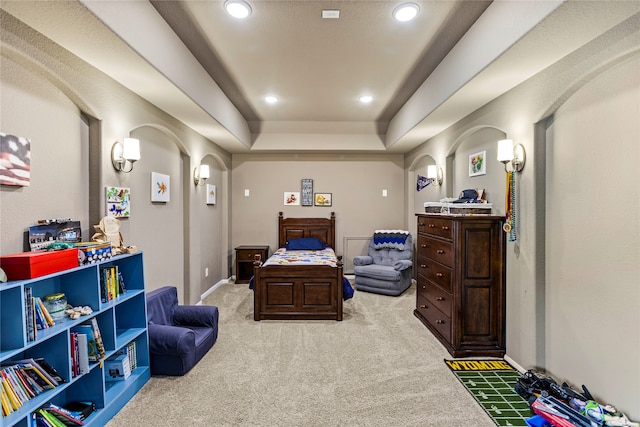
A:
[77,334,89,374]
[99,265,127,303]
[37,408,67,427]
[88,318,106,361]
[40,403,84,426]
[70,332,78,378]
[115,341,137,371]
[118,270,126,294]
[1,371,23,411]
[25,287,36,342]
[32,297,55,330]
[71,324,101,363]
[32,358,65,385]
[2,368,29,405]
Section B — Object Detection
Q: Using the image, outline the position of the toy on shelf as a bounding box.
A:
[91,216,137,255]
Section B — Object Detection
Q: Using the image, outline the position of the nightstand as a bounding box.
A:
[235,245,269,284]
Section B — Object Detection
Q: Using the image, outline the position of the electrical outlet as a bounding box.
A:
[244,189,250,197]
[382,189,388,197]
[205,268,209,277]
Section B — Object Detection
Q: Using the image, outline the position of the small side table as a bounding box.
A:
[235,245,269,284]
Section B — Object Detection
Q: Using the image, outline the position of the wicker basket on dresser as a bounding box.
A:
[415,214,506,358]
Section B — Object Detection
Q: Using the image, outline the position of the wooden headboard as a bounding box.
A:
[278,211,336,249]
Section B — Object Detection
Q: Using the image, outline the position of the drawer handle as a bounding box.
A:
[420,264,427,269]
[436,297,444,301]
[418,222,424,226]
[421,285,426,289]
[436,320,445,324]
[420,244,427,248]
[442,226,449,230]
[420,304,427,309]
[436,250,445,254]
[428,224,436,228]
[436,273,443,278]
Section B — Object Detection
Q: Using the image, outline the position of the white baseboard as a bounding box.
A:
[197,278,231,305]
[504,354,525,373]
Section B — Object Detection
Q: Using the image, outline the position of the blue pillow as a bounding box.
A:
[285,238,325,250]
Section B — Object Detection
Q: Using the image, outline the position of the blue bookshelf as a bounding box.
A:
[0,252,150,427]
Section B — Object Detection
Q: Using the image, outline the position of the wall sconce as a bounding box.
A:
[194,164,210,186]
[497,139,526,172]
[111,137,141,173]
[427,164,443,186]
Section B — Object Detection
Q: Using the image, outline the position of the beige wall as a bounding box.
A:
[405,18,640,417]
[2,6,639,419]
[231,154,406,273]
[0,12,231,304]
[545,55,639,414]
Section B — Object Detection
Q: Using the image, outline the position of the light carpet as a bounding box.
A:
[106,282,496,427]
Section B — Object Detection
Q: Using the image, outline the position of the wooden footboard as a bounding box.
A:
[253,258,344,321]
[252,211,343,321]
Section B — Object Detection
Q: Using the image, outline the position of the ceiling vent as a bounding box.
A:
[321,9,340,19]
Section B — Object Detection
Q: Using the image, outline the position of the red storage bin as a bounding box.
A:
[0,248,79,280]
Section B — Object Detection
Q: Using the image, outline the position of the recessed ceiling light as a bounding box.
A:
[359,95,373,104]
[225,0,252,19]
[265,95,278,104]
[393,3,419,22]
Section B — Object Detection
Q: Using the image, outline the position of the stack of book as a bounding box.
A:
[24,288,57,342]
[99,266,126,303]
[0,358,65,417]
[35,403,84,426]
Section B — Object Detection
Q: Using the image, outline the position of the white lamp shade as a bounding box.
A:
[122,138,141,161]
[497,139,513,162]
[427,165,437,179]
[199,164,210,180]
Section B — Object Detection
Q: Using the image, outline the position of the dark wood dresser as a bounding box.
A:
[235,245,269,284]
[415,214,506,358]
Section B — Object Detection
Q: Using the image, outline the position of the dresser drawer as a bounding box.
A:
[421,280,452,317]
[426,260,452,293]
[416,295,451,343]
[417,217,453,239]
[238,250,264,261]
[418,235,454,268]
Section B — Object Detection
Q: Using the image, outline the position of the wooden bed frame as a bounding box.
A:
[253,212,344,321]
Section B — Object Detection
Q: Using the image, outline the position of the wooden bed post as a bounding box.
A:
[253,254,263,321]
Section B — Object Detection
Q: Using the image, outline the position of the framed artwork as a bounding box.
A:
[314,193,332,206]
[469,150,486,177]
[0,133,31,186]
[151,172,170,202]
[301,179,313,206]
[284,192,300,206]
[106,186,131,217]
[206,184,216,205]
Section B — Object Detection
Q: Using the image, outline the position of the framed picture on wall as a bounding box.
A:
[206,184,216,205]
[301,179,313,206]
[106,186,131,217]
[469,150,486,177]
[284,192,300,206]
[314,193,332,206]
[0,133,31,187]
[151,172,170,202]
